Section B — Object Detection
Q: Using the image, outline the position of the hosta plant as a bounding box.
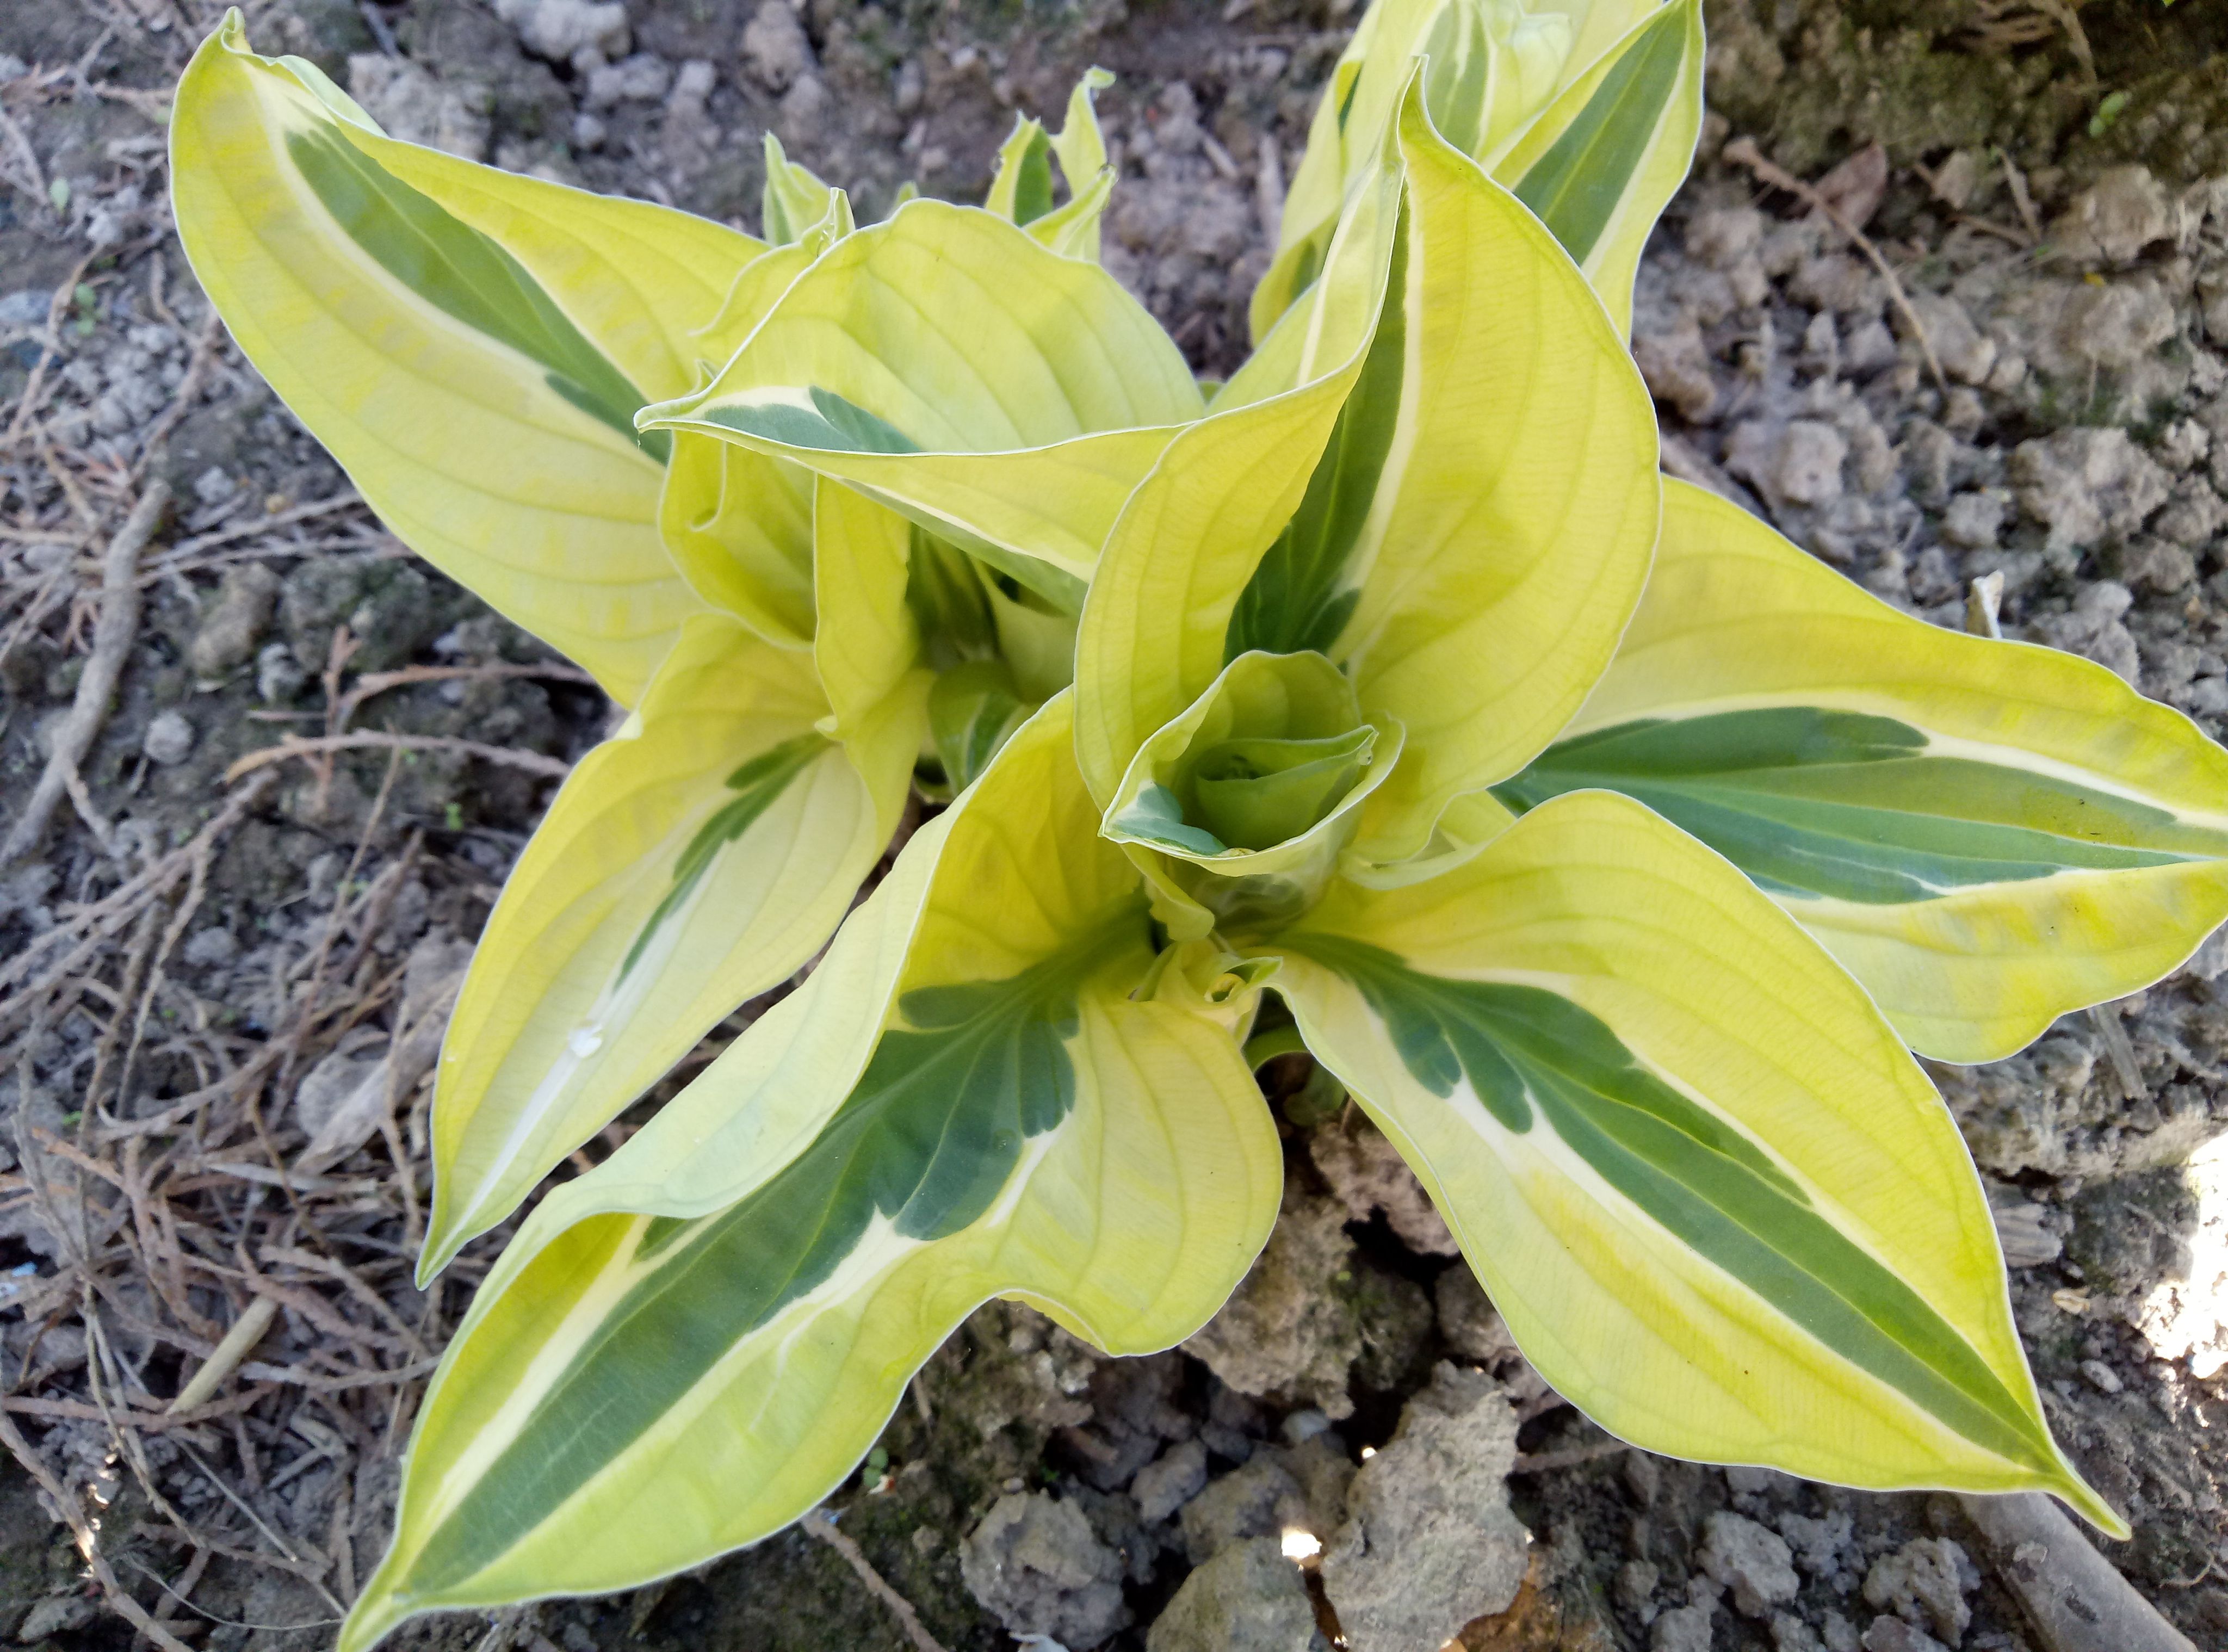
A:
[170,13,1172,1277]
[310,56,2228,1647]
[166,4,2228,1646]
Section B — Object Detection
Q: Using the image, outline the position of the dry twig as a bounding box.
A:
[1722,137,1949,393]
[1,481,170,864]
[225,729,574,784]
[801,1507,951,1652]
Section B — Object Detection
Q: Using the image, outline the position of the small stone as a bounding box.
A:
[192,464,237,506]
[1616,1558,1660,1621]
[1939,491,2004,550]
[1146,1537,1326,1652]
[256,640,307,704]
[961,1492,1131,1649]
[1185,1186,1361,1418]
[182,927,238,969]
[1133,1439,1208,1524]
[17,1594,96,1640]
[346,55,491,160]
[2009,428,2169,550]
[1310,1114,1459,1256]
[2052,165,2175,265]
[2055,279,2177,372]
[498,0,630,64]
[1902,293,1996,387]
[2079,1357,2124,1395]
[1861,1536,1974,1645]
[572,112,608,150]
[741,0,815,91]
[1685,206,1763,271]
[1860,1616,1947,1652]
[1699,1511,1798,1618]
[1651,1602,1716,1652]
[188,562,280,677]
[584,51,671,107]
[892,58,924,115]
[141,709,194,766]
[293,1043,387,1143]
[1434,1266,1517,1365]
[1180,1453,1305,1564]
[1320,1363,1527,1652]
[1726,418,1847,511]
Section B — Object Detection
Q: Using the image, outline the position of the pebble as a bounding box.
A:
[141,710,194,766]
[740,0,815,92]
[1146,1537,1326,1652]
[1132,1439,1208,1524]
[960,1492,1131,1649]
[1319,1364,1527,1652]
[1698,1510,1799,1618]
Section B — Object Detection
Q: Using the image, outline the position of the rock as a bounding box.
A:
[1133,1439,1208,1524]
[188,562,280,677]
[961,1492,1131,1649]
[256,641,306,704]
[1728,418,1848,511]
[778,73,834,145]
[2032,580,2140,683]
[496,0,630,64]
[182,926,237,969]
[1939,490,2004,550]
[1651,1602,1716,1652]
[2055,279,2178,372]
[1179,1452,1305,1564]
[1319,1363,1526,1652]
[1686,206,1763,271]
[345,55,490,160]
[1901,293,1995,387]
[141,709,194,766]
[2052,166,2175,265]
[1699,1511,1799,1618]
[2080,1357,2124,1394]
[584,51,672,108]
[1861,1537,1974,1645]
[1146,1537,1326,1652]
[741,0,815,91]
[1635,313,1718,423]
[1860,1617,1947,1652]
[16,1594,96,1640]
[1309,1115,1459,1256]
[1185,1186,1361,1418]
[1433,1265,1515,1364]
[2009,429,2168,550]
[293,1041,387,1144]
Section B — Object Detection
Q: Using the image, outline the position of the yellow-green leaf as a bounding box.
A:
[638,200,1204,610]
[1496,0,1703,337]
[1497,478,2228,1062]
[171,13,763,703]
[342,697,1280,1644]
[1079,76,1661,869]
[1273,789,2122,1532]
[420,614,917,1278]
[1252,0,1698,342]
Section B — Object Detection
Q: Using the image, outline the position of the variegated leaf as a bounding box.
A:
[341,697,1280,1646]
[1496,478,2228,1062]
[1078,75,1660,870]
[637,200,1204,610]
[1272,789,2123,1531]
[171,13,762,703]
[1252,0,1699,342]
[422,614,919,1276]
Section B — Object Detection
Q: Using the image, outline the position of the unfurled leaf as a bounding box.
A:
[638,200,1204,610]
[1499,479,2228,1062]
[1273,789,2122,1531]
[421,614,917,1277]
[171,13,763,702]
[340,699,1280,1647]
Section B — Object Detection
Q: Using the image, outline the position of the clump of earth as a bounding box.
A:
[1,1,2226,1649]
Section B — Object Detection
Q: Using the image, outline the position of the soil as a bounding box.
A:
[1,1,2226,1650]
